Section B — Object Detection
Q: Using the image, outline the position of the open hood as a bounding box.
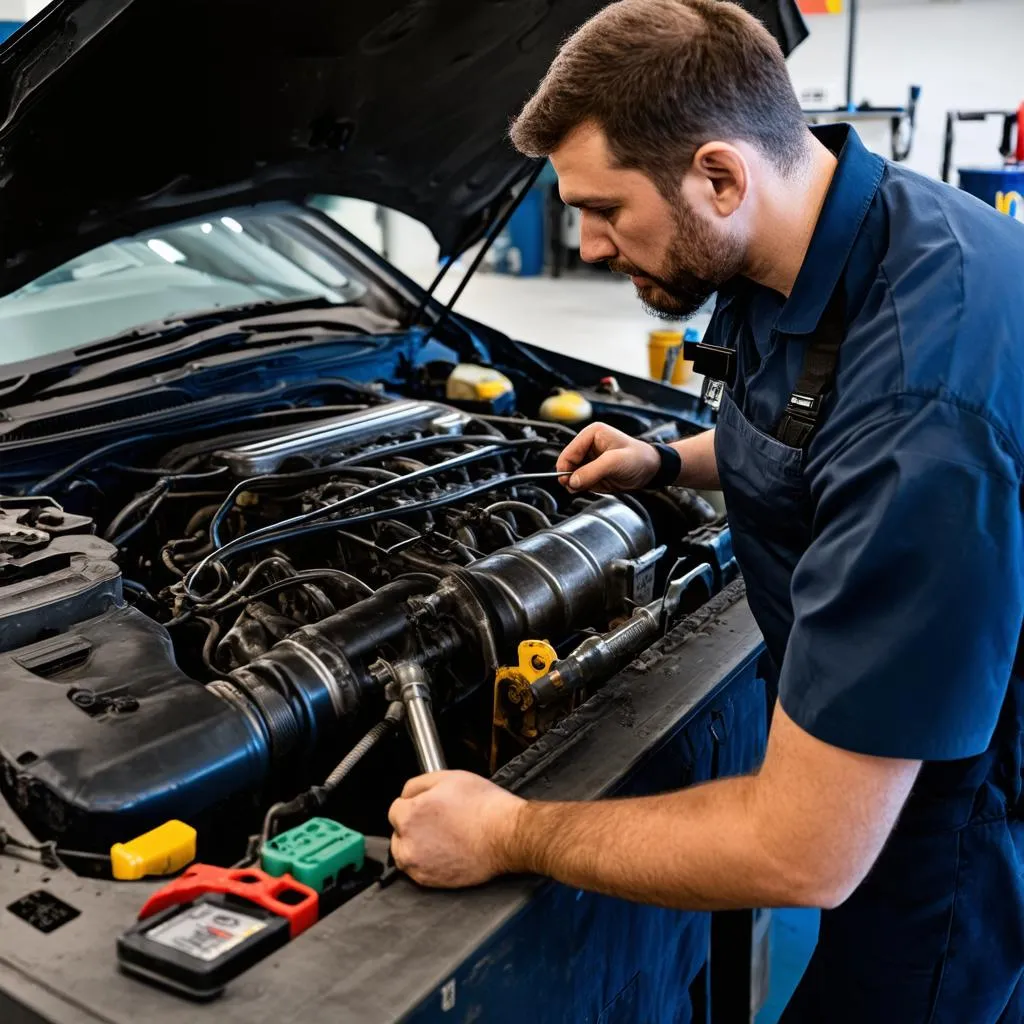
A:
[0,0,806,296]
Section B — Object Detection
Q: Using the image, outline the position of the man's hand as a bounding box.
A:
[388,707,920,910]
[388,771,526,888]
[556,423,661,493]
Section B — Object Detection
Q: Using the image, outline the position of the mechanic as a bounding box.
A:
[388,1,1024,1020]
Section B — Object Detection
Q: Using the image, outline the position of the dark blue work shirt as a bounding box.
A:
[707,123,1024,1024]
[709,123,1024,762]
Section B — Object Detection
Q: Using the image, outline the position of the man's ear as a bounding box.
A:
[691,142,748,216]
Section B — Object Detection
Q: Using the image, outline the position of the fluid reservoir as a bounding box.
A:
[539,389,593,425]
[445,364,515,409]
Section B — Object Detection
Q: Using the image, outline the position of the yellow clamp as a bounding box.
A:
[496,639,558,710]
[110,820,197,881]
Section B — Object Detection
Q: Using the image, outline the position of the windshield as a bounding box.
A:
[0,206,369,366]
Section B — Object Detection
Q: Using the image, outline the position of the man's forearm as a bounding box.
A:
[671,429,719,490]
[504,775,817,911]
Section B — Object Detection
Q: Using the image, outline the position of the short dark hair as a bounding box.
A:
[510,0,809,194]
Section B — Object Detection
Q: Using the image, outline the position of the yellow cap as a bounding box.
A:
[445,364,514,403]
[110,820,197,881]
[539,390,593,425]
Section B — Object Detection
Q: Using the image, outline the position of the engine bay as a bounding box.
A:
[0,376,730,894]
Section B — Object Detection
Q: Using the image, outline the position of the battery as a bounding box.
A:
[117,892,290,1000]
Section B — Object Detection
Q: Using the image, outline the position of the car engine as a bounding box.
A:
[0,384,728,870]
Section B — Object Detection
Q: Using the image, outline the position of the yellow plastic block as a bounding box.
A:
[110,820,197,881]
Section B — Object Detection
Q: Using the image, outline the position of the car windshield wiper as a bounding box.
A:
[0,296,372,404]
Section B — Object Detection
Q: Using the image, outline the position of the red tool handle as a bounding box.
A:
[138,863,318,938]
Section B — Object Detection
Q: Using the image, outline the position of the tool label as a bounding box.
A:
[147,903,267,962]
[7,890,81,933]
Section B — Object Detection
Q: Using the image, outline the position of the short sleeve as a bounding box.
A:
[780,395,1023,760]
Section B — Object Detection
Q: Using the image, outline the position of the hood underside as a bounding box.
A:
[0,0,806,295]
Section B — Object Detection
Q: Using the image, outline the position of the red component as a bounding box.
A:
[1016,102,1024,165]
[138,863,318,939]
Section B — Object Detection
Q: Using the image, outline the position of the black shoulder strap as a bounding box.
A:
[774,281,846,449]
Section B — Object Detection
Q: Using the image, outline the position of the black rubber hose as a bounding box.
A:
[189,471,574,580]
[187,445,514,594]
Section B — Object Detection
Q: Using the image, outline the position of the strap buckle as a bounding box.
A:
[785,391,823,423]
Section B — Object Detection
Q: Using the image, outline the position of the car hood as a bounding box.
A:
[0,0,806,296]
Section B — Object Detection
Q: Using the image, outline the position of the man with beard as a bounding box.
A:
[387,2,1024,1021]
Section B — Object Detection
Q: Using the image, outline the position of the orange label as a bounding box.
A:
[798,0,843,12]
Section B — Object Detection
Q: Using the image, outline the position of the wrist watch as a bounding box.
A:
[648,442,682,489]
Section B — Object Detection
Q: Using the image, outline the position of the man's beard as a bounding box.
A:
[609,201,744,319]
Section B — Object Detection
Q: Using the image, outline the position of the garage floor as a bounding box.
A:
[429,263,713,387]
[431,267,820,1024]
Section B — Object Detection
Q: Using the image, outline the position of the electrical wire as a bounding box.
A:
[28,434,157,495]
[322,702,405,791]
[121,578,157,603]
[102,482,167,540]
[236,702,405,867]
[186,444,511,596]
[0,823,111,869]
[188,470,570,592]
[107,463,231,481]
[207,435,541,548]
[202,569,375,616]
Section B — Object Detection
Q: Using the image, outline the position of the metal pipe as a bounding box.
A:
[529,562,714,707]
[322,701,405,791]
[212,400,468,476]
[390,661,446,773]
[845,0,858,112]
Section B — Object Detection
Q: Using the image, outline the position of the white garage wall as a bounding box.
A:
[338,0,1024,277]
[788,0,1024,179]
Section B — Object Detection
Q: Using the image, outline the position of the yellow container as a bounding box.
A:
[648,330,692,386]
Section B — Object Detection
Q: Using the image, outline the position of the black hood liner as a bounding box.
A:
[0,0,805,296]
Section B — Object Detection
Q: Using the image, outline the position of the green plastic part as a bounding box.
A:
[261,817,365,892]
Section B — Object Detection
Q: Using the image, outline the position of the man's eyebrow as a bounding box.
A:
[560,194,616,210]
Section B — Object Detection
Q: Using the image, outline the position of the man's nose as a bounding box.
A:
[578,211,617,264]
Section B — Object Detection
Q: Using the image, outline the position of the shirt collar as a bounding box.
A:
[774,124,885,335]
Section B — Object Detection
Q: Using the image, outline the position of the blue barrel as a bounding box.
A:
[958,167,1024,223]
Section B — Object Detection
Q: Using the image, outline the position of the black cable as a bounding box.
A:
[193,555,298,611]
[28,435,158,495]
[107,463,230,482]
[322,702,404,791]
[121,578,157,603]
[187,444,512,595]
[236,702,405,867]
[207,435,540,548]
[202,569,375,616]
[189,470,574,575]
[209,466,401,548]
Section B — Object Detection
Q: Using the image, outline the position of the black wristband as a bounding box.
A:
[648,442,682,489]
